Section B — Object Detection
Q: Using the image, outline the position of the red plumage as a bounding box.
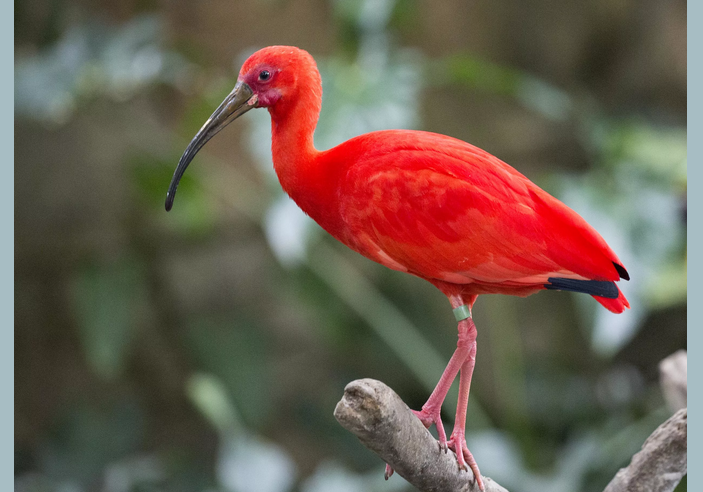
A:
[312,130,629,313]
[167,46,630,489]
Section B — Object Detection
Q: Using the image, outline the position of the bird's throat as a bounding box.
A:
[268,97,347,237]
[268,80,324,194]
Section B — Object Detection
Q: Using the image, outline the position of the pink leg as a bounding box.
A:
[385,329,472,480]
[386,295,479,483]
[446,338,484,490]
[411,320,475,448]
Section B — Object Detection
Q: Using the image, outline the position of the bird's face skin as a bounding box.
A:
[237,63,282,108]
[166,46,318,211]
[237,46,320,111]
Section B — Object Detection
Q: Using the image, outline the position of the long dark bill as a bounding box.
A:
[165,81,256,211]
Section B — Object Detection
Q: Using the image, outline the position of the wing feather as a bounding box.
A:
[335,131,621,288]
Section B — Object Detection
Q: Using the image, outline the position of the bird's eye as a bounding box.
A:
[259,70,271,81]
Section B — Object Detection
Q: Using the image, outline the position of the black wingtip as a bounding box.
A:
[545,278,619,298]
[613,262,630,281]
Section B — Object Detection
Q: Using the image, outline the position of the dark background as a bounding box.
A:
[15,1,686,491]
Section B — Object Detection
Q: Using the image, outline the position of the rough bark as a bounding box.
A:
[659,350,687,413]
[336,349,688,492]
[604,350,688,492]
[603,408,687,492]
[334,378,508,492]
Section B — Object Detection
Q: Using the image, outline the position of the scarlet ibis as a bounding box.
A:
[166,46,629,490]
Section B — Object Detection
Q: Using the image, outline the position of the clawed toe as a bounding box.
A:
[411,408,448,450]
[447,434,484,490]
[383,430,484,491]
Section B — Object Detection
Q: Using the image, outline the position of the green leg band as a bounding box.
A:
[453,304,472,321]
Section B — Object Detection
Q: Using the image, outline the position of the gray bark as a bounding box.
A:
[335,376,687,492]
[334,378,508,492]
[604,350,688,492]
[603,408,687,492]
[659,350,687,413]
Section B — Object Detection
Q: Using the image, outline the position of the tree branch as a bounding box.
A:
[604,350,688,492]
[334,379,508,492]
[659,349,687,413]
[603,407,687,492]
[335,358,687,492]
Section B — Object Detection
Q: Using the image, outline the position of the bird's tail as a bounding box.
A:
[592,286,630,314]
[545,277,630,314]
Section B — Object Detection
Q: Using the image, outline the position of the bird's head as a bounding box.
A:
[165,46,320,211]
[238,46,320,109]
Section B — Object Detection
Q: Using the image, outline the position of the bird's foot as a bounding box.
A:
[411,407,448,451]
[384,463,394,480]
[447,431,484,490]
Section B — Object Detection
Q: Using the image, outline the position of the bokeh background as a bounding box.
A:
[15,1,687,491]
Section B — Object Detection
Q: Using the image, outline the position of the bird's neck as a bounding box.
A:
[267,88,347,236]
[268,85,327,202]
[269,98,319,188]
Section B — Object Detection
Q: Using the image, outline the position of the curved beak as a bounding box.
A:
[165,81,256,211]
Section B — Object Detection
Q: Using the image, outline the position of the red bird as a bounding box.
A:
[166,46,629,490]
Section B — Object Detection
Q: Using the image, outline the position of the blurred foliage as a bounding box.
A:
[72,256,150,381]
[15,0,686,491]
[15,15,195,125]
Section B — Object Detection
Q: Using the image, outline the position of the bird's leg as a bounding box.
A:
[385,296,476,482]
[446,337,484,490]
[411,298,476,443]
[411,324,474,449]
[384,318,474,480]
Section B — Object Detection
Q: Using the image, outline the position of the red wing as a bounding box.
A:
[337,142,622,286]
